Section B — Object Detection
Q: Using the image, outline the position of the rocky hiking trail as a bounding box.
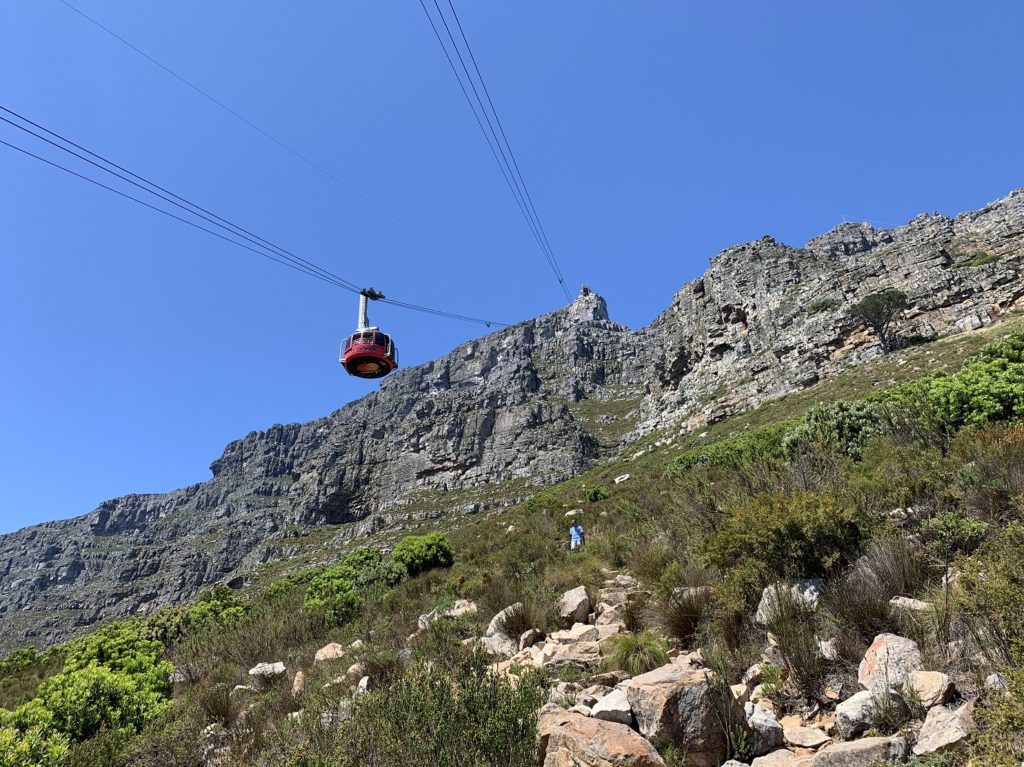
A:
[220,569,990,767]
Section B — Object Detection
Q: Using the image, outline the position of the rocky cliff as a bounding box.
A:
[2,190,1023,654]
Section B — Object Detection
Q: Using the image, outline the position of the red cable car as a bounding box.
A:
[341,289,398,379]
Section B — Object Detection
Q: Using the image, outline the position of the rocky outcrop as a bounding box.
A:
[537,705,666,767]
[3,190,1024,653]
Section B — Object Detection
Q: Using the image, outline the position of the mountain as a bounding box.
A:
[2,189,1022,655]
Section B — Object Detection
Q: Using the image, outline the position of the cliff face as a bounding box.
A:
[2,191,1023,654]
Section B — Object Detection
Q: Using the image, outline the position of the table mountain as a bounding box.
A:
[2,189,1022,654]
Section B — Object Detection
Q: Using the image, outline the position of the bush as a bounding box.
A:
[587,485,609,503]
[970,669,1024,766]
[955,523,1024,666]
[920,512,988,560]
[784,400,886,460]
[701,492,866,607]
[304,547,406,624]
[763,588,826,702]
[0,724,69,767]
[38,664,170,742]
[667,421,793,474]
[338,653,546,767]
[651,584,715,647]
[604,632,669,676]
[392,532,454,577]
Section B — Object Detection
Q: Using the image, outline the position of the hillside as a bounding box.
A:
[2,189,1023,655]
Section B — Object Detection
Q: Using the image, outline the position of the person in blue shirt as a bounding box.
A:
[569,519,585,551]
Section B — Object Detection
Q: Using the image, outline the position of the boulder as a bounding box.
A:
[810,736,908,766]
[625,664,737,767]
[417,599,478,631]
[545,641,602,672]
[481,634,519,659]
[558,586,591,626]
[751,751,814,767]
[913,702,973,756]
[755,580,822,626]
[291,671,305,698]
[782,725,830,749]
[745,702,785,755]
[889,596,931,612]
[314,642,346,664]
[537,706,666,767]
[857,633,923,692]
[247,661,286,690]
[520,628,544,650]
[591,687,633,726]
[551,623,601,643]
[834,689,907,739]
[908,670,953,708]
[485,602,523,638]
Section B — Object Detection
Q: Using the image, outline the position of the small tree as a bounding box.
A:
[849,288,909,352]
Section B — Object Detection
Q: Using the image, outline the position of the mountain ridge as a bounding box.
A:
[2,189,1023,654]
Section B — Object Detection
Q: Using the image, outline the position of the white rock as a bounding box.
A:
[614,474,631,484]
[755,580,822,626]
[913,702,973,756]
[248,661,286,690]
[745,702,785,755]
[890,595,931,612]
[858,633,923,691]
[557,586,591,625]
[590,687,633,726]
[314,642,346,664]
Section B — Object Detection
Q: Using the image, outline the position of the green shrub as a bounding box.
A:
[62,623,172,698]
[784,400,885,460]
[971,669,1024,766]
[955,523,1024,666]
[701,492,866,607]
[667,421,794,474]
[0,723,69,767]
[339,653,545,767]
[808,297,841,314]
[392,532,454,577]
[604,631,669,676]
[38,664,170,742]
[587,485,609,503]
[304,547,406,624]
[921,512,989,560]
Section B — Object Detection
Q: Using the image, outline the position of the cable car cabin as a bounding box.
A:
[341,330,398,378]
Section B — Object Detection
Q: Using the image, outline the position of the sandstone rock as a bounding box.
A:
[537,706,666,767]
[751,750,814,767]
[248,661,286,690]
[481,634,519,659]
[486,603,523,638]
[292,671,305,698]
[889,596,931,612]
[355,675,371,695]
[591,687,633,726]
[626,664,737,767]
[783,725,831,749]
[558,587,591,626]
[913,702,973,756]
[520,628,543,650]
[545,641,602,672]
[985,672,1008,692]
[755,581,822,626]
[551,622,600,643]
[314,642,346,664]
[857,633,923,692]
[418,599,478,630]
[810,735,908,766]
[745,702,785,755]
[835,689,907,739]
[908,670,953,708]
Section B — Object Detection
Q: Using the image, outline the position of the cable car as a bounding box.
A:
[341,288,398,379]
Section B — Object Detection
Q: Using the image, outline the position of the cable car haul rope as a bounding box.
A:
[0,104,513,379]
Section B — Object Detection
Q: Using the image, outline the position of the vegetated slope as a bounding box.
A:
[1,190,1023,654]
[3,324,1023,767]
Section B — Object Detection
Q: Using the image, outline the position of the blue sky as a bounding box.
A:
[1,1,1022,534]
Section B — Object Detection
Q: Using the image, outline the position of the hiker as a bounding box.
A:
[569,519,585,551]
